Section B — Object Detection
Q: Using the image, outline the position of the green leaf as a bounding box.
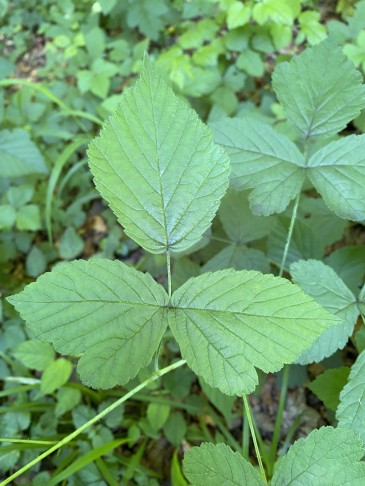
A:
[271,426,365,485]
[325,246,365,294]
[170,270,336,395]
[41,358,72,394]
[183,442,266,485]
[13,339,55,371]
[226,2,251,30]
[55,387,82,417]
[200,378,235,426]
[203,244,270,273]
[164,412,186,446]
[219,189,275,243]
[291,260,359,364]
[88,57,230,254]
[59,227,84,260]
[337,350,365,446]
[272,40,365,139]
[210,118,305,215]
[307,135,365,221]
[308,367,350,411]
[0,129,47,177]
[16,205,41,231]
[7,258,168,389]
[26,246,47,278]
[236,49,265,77]
[147,402,170,431]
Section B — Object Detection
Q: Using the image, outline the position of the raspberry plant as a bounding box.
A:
[6,40,365,484]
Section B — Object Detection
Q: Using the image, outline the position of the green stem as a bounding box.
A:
[1,359,186,486]
[278,193,300,277]
[167,250,172,299]
[242,404,249,460]
[243,396,267,484]
[268,364,290,477]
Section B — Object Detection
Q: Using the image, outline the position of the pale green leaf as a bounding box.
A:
[291,260,359,364]
[203,244,270,273]
[219,189,275,243]
[41,358,72,394]
[170,270,337,395]
[325,246,365,294]
[337,350,365,446]
[7,258,168,389]
[0,129,47,177]
[210,118,305,215]
[307,135,365,221]
[272,40,365,139]
[308,367,350,411]
[88,57,230,254]
[183,442,265,486]
[271,426,365,486]
[55,387,82,417]
[13,339,55,371]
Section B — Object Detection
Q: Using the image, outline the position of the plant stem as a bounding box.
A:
[243,396,267,484]
[242,405,249,460]
[268,364,290,478]
[1,359,186,486]
[279,192,300,277]
[166,250,172,299]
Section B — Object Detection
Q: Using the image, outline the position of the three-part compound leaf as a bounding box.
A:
[210,118,305,215]
[183,443,265,486]
[307,135,365,221]
[271,427,365,485]
[7,259,168,389]
[272,40,365,139]
[291,260,359,364]
[87,57,230,255]
[169,269,337,396]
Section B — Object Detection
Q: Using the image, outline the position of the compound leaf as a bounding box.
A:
[272,40,365,139]
[7,259,168,389]
[307,135,365,221]
[271,427,365,486]
[170,270,337,395]
[210,118,305,215]
[183,442,265,486]
[337,350,365,446]
[88,57,230,255]
[0,129,48,177]
[291,260,359,364]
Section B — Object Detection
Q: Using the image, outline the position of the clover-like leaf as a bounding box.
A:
[271,427,365,485]
[170,270,337,395]
[291,260,359,364]
[7,259,168,389]
[210,118,305,215]
[183,442,265,486]
[307,135,365,221]
[272,40,365,139]
[337,350,365,446]
[88,57,230,255]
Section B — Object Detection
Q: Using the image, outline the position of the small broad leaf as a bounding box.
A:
[0,129,48,177]
[13,339,55,371]
[41,358,72,394]
[170,270,337,395]
[219,189,275,243]
[183,442,266,486]
[291,260,359,364]
[203,244,270,273]
[88,57,230,255]
[337,350,365,446]
[210,118,305,215]
[307,135,365,221]
[325,246,365,294]
[272,40,365,139]
[271,426,365,485]
[7,259,168,389]
[308,367,350,411]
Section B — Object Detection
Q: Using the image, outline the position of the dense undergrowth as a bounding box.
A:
[1,1,365,484]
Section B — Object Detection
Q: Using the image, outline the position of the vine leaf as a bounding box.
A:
[291,260,359,364]
[271,427,365,485]
[183,442,265,486]
[170,269,337,396]
[7,259,168,389]
[210,118,305,215]
[272,40,365,139]
[87,56,230,255]
[307,135,365,221]
[337,350,365,446]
